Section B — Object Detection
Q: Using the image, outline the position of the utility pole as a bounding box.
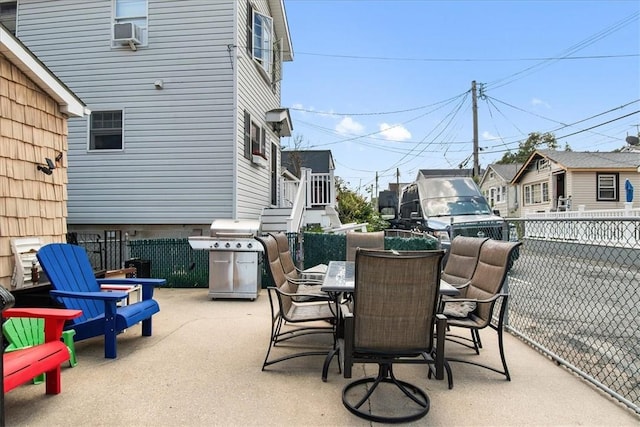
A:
[471,80,479,178]
[396,168,400,199]
[374,172,378,210]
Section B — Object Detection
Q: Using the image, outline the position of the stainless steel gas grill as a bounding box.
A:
[188,219,262,300]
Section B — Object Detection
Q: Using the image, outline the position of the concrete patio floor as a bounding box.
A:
[4,288,639,426]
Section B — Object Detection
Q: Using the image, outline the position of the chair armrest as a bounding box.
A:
[3,307,82,343]
[341,303,355,378]
[51,289,128,302]
[453,281,471,290]
[287,278,324,285]
[97,278,166,287]
[442,293,505,305]
[98,278,164,300]
[3,307,82,321]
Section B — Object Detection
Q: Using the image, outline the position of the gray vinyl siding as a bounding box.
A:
[235,0,283,219]
[16,0,238,224]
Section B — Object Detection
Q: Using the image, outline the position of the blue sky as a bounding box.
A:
[280,0,640,197]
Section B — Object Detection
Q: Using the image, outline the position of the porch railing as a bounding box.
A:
[279,170,335,209]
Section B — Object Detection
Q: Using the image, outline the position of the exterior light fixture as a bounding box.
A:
[37,157,55,175]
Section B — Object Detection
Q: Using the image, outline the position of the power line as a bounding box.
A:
[555,110,640,140]
[288,51,638,63]
[485,11,639,91]
[289,92,468,116]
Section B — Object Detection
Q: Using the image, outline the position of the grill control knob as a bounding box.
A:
[225,242,231,248]
[236,243,242,249]
[247,243,253,249]
[213,242,219,248]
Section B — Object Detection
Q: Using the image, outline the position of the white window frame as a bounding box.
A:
[250,120,266,158]
[252,10,273,76]
[524,182,550,205]
[88,110,124,151]
[113,0,148,47]
[597,173,618,201]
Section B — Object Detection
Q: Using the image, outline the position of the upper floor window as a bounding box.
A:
[90,111,123,150]
[113,0,148,47]
[253,11,273,75]
[597,173,618,201]
[246,1,281,85]
[0,1,17,34]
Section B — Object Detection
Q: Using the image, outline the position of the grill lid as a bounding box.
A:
[210,219,261,238]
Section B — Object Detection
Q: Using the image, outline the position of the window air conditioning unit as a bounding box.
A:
[113,22,142,45]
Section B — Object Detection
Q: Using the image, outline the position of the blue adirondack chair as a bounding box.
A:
[36,243,165,359]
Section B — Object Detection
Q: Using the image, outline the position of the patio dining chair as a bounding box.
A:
[441,236,488,286]
[269,232,327,282]
[441,239,522,380]
[341,248,449,423]
[345,231,384,262]
[255,235,337,371]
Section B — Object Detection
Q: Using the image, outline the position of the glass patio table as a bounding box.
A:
[321,261,460,295]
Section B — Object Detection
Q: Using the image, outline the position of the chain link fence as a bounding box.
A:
[506,218,639,414]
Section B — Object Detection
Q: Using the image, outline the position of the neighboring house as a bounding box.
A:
[0,24,87,290]
[281,150,334,179]
[479,163,522,218]
[511,149,640,215]
[5,0,293,239]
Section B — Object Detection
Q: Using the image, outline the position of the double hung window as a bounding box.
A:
[251,121,266,158]
[597,173,618,201]
[90,111,123,150]
[524,182,550,205]
[243,110,267,160]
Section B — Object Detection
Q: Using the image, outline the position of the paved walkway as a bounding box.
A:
[4,288,639,426]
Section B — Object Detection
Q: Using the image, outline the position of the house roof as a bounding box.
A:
[0,24,88,117]
[281,150,334,174]
[512,149,640,183]
[480,163,522,186]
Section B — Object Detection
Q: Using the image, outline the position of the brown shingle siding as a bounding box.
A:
[0,54,70,289]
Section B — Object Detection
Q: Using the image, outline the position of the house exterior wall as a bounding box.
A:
[235,0,283,219]
[480,169,520,217]
[518,163,554,215]
[0,54,69,289]
[517,159,640,214]
[15,0,283,236]
[568,171,640,210]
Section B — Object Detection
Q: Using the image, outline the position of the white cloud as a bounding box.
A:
[378,123,412,141]
[531,98,551,108]
[482,131,500,141]
[336,117,365,135]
